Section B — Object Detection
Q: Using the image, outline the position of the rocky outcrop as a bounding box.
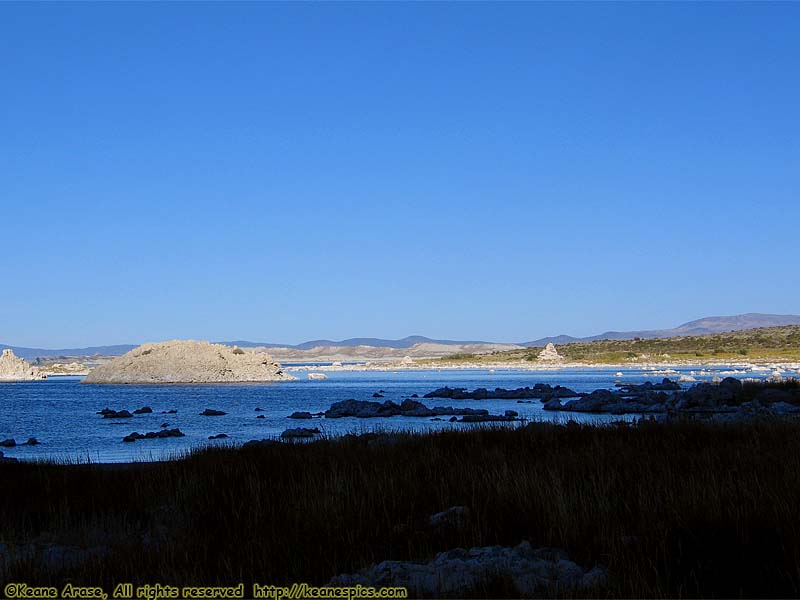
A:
[424,385,579,401]
[82,341,295,384]
[288,411,314,419]
[40,362,88,376]
[122,428,185,442]
[545,378,800,418]
[615,378,682,393]
[0,349,46,381]
[537,343,564,362]
[200,408,227,416]
[280,427,320,439]
[101,409,133,419]
[329,541,606,596]
[323,399,519,421]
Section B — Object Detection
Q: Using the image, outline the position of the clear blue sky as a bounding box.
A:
[1,2,798,348]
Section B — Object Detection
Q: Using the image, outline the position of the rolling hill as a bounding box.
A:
[3,313,798,360]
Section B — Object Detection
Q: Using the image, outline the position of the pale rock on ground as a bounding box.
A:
[0,349,46,381]
[429,506,470,530]
[82,341,295,384]
[329,541,606,596]
[537,343,565,362]
[41,362,89,376]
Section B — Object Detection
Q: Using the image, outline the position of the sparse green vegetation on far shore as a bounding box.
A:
[431,325,800,366]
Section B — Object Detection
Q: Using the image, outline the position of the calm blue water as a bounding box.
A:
[0,365,780,463]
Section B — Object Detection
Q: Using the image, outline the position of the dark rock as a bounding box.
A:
[124,428,184,442]
[543,398,563,411]
[157,428,184,438]
[0,438,16,447]
[324,399,389,418]
[768,402,800,416]
[208,433,229,440]
[670,383,737,410]
[616,378,682,394]
[255,407,265,412]
[399,399,433,417]
[280,427,320,439]
[133,406,153,414]
[256,415,265,419]
[324,399,497,420]
[559,390,621,413]
[755,388,798,405]
[719,377,743,394]
[25,437,39,446]
[372,393,384,398]
[289,411,313,419]
[551,388,669,415]
[424,385,579,401]
[242,439,281,450]
[102,410,133,419]
[200,408,227,416]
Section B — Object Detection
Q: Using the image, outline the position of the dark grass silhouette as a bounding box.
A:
[3,417,800,597]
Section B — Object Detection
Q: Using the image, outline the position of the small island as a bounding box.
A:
[82,340,295,384]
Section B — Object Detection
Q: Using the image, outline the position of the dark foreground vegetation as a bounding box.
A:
[3,419,800,598]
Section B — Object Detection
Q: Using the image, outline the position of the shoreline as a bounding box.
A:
[284,359,800,373]
[5,360,798,383]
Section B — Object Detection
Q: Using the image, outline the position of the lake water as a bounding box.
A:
[0,364,783,463]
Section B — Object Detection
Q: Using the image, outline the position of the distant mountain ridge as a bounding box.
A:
[3,313,799,360]
[0,344,139,361]
[523,313,800,346]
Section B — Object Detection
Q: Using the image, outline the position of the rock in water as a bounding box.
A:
[537,343,564,362]
[82,340,296,384]
[281,427,320,439]
[0,349,47,381]
[200,408,227,416]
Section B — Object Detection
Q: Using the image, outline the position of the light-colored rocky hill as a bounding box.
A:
[82,341,295,384]
[0,349,47,381]
[263,342,523,363]
[41,362,89,376]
